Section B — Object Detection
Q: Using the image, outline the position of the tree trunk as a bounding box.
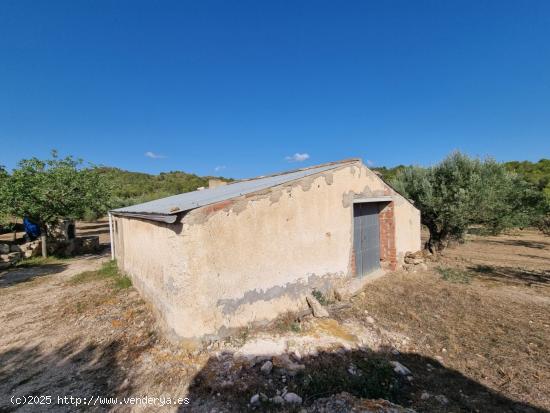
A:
[12,218,17,242]
[424,221,449,253]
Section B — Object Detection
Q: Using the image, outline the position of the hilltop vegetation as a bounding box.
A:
[0,159,232,231]
[96,167,232,209]
[504,159,550,199]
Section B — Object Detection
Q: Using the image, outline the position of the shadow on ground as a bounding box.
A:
[0,263,69,288]
[484,238,549,250]
[182,348,547,413]
[77,228,110,237]
[469,264,550,285]
[0,338,130,412]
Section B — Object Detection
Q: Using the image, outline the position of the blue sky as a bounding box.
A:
[1,0,549,178]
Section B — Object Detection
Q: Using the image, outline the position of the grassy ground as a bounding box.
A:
[68,259,132,290]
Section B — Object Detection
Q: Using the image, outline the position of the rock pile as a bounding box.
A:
[0,236,100,270]
[403,251,429,272]
[0,240,42,269]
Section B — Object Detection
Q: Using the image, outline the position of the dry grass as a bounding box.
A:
[68,260,132,290]
[337,229,550,411]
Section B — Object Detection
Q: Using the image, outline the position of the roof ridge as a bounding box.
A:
[232,158,361,184]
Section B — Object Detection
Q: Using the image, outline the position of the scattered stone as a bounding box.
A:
[272,354,305,376]
[250,394,260,406]
[390,361,412,376]
[420,391,430,400]
[306,392,416,412]
[118,378,130,390]
[418,263,428,271]
[435,395,449,405]
[9,244,21,253]
[347,363,359,376]
[306,294,329,318]
[283,392,302,404]
[271,395,284,405]
[259,393,268,402]
[260,360,273,375]
[366,316,375,324]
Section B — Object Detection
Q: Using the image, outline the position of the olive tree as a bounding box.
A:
[391,152,546,252]
[0,152,112,256]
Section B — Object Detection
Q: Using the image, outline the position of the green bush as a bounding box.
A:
[538,215,550,236]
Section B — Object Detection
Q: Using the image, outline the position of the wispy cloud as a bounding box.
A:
[285,153,310,162]
[145,151,166,159]
[214,165,226,172]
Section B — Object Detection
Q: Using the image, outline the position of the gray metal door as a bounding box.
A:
[353,203,381,276]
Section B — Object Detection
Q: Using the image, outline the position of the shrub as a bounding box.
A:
[538,215,550,236]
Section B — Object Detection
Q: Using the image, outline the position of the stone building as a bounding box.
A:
[109,159,421,341]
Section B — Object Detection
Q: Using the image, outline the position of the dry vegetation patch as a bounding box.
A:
[336,229,550,412]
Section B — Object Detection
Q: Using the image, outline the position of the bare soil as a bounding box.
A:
[0,228,548,412]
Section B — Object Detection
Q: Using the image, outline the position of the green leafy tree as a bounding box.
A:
[0,152,112,255]
[391,152,546,251]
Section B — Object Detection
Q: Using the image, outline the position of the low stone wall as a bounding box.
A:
[0,236,100,270]
[0,240,41,269]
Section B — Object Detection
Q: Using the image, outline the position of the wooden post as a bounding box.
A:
[41,234,47,258]
[108,213,115,260]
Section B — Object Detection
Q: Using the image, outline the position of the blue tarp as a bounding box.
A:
[23,217,41,240]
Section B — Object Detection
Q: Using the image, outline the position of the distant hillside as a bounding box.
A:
[97,167,233,208]
[504,159,550,198]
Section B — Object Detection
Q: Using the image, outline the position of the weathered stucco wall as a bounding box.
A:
[113,161,421,340]
[394,196,422,262]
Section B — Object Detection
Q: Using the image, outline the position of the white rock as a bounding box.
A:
[390,361,412,376]
[306,294,329,318]
[421,391,430,400]
[250,394,260,405]
[347,363,359,376]
[366,316,375,324]
[271,395,284,405]
[260,360,273,375]
[284,392,302,404]
[435,395,449,405]
[236,338,286,359]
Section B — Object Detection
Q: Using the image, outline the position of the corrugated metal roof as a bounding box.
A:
[111,160,358,222]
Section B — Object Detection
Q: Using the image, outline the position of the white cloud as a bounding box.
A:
[214,165,226,172]
[285,153,310,162]
[145,151,166,159]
